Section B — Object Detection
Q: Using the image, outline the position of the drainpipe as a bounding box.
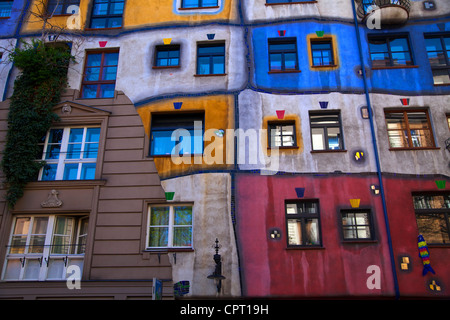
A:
[350,1,400,300]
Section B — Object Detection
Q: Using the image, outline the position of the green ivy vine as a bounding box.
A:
[1,40,74,207]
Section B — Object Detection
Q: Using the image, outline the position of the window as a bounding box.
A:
[154,45,180,68]
[384,110,435,149]
[268,121,296,148]
[181,0,218,8]
[424,35,450,85]
[413,194,450,244]
[0,1,13,17]
[268,38,298,72]
[266,0,312,3]
[89,0,124,29]
[341,210,374,241]
[285,200,321,247]
[3,215,88,281]
[310,111,344,151]
[147,205,193,249]
[47,0,80,15]
[37,126,100,181]
[310,40,334,67]
[197,43,225,75]
[150,113,204,156]
[368,35,413,67]
[81,50,119,99]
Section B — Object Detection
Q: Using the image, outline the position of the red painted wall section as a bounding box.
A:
[383,177,450,297]
[235,173,395,298]
[235,173,450,298]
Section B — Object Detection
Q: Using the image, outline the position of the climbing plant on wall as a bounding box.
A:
[1,40,74,207]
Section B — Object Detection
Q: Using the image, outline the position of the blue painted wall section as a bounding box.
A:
[0,0,27,38]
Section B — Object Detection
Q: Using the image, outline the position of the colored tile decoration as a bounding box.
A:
[215,129,225,137]
[278,30,286,37]
[315,31,324,37]
[435,180,446,189]
[350,199,360,208]
[276,110,285,119]
[354,151,365,161]
[295,187,305,198]
[99,41,107,47]
[269,228,282,240]
[428,280,442,292]
[400,98,410,106]
[173,102,183,109]
[174,281,190,296]
[319,101,328,109]
[207,33,215,40]
[370,184,380,195]
[163,38,172,45]
[165,192,175,201]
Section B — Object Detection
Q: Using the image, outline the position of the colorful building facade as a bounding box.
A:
[0,0,448,299]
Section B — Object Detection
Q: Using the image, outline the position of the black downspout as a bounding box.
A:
[350,1,400,300]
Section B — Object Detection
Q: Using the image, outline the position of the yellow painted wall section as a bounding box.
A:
[22,0,89,33]
[124,0,237,27]
[137,95,235,178]
[262,114,303,156]
[22,0,236,34]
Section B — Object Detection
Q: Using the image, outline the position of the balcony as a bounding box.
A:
[356,0,411,26]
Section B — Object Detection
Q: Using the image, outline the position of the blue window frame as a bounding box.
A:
[154,45,180,68]
[90,0,124,29]
[0,1,13,17]
[268,38,299,72]
[150,113,204,156]
[181,0,218,9]
[197,43,225,75]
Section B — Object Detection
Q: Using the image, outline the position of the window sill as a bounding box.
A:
[84,27,122,31]
[427,244,450,248]
[26,180,107,189]
[311,64,338,69]
[178,6,220,10]
[0,17,11,20]
[144,248,194,253]
[434,83,450,87]
[286,246,324,250]
[151,154,204,158]
[194,73,227,77]
[388,147,440,151]
[268,146,299,150]
[265,1,317,6]
[310,149,347,153]
[152,66,180,70]
[342,239,378,244]
[371,65,419,70]
[268,70,301,74]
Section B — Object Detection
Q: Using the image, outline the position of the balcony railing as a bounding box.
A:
[357,0,411,24]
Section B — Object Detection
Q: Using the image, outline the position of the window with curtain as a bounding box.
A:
[309,111,344,151]
[413,194,450,244]
[147,205,193,248]
[340,210,374,241]
[3,215,88,281]
[285,200,321,247]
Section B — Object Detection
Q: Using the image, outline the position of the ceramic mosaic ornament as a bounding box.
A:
[418,234,436,276]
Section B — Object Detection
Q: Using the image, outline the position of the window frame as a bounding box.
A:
[196,42,226,76]
[89,0,124,29]
[384,109,437,150]
[180,0,219,9]
[0,0,13,18]
[37,126,101,181]
[265,0,317,5]
[46,0,80,16]
[285,199,322,248]
[268,37,299,73]
[412,193,450,245]
[268,120,297,149]
[81,49,119,99]
[309,110,345,152]
[2,214,88,281]
[310,39,335,67]
[424,34,450,86]
[146,204,194,250]
[340,209,375,242]
[368,34,415,69]
[149,112,205,157]
[153,44,181,69]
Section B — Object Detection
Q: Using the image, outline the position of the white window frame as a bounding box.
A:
[38,126,100,181]
[2,215,88,281]
[146,204,193,249]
